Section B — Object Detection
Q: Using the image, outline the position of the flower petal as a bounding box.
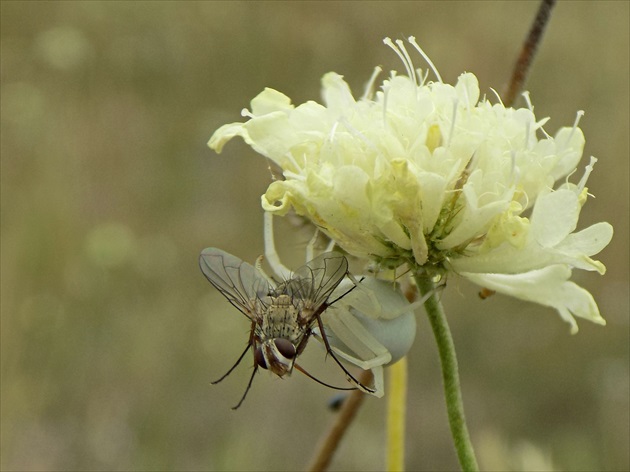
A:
[553,222,613,273]
[250,87,294,116]
[321,72,356,111]
[530,189,579,248]
[460,265,606,333]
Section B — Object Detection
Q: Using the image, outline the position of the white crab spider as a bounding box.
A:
[263,212,428,398]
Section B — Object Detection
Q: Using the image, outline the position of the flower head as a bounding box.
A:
[209,37,613,332]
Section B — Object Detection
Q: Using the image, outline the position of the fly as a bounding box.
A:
[199,247,374,409]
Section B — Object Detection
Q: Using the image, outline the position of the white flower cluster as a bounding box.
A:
[210,37,612,332]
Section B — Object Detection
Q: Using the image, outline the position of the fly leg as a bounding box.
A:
[211,342,251,384]
[212,320,257,384]
[315,315,376,394]
[232,365,258,410]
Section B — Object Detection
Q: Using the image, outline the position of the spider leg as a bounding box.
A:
[323,309,392,369]
[294,363,357,391]
[315,315,376,394]
[212,320,257,384]
[317,309,391,397]
[263,212,292,280]
[305,226,320,262]
[387,287,437,317]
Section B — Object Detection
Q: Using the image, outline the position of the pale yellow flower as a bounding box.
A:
[209,37,613,332]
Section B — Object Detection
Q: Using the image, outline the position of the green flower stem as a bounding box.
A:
[386,357,407,471]
[414,274,479,471]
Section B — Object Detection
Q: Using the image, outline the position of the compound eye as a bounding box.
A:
[254,346,267,369]
[273,338,296,359]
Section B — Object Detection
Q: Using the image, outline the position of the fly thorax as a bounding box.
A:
[261,294,303,344]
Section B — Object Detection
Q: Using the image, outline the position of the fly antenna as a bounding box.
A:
[294,363,358,391]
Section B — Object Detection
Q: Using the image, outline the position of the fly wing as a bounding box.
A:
[287,252,348,308]
[199,248,270,320]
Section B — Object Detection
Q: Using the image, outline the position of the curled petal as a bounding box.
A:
[553,222,613,273]
[207,122,246,154]
[322,72,356,111]
[249,88,294,115]
[461,266,606,333]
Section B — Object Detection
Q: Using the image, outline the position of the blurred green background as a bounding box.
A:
[1,1,628,471]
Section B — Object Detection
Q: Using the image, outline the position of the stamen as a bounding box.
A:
[448,98,458,147]
[479,184,507,202]
[568,110,585,143]
[408,36,443,83]
[283,170,306,181]
[241,107,254,118]
[362,66,383,100]
[395,39,417,85]
[418,68,430,86]
[522,91,533,111]
[539,125,551,140]
[564,167,578,186]
[284,152,303,175]
[524,120,531,149]
[328,121,340,143]
[381,82,390,127]
[521,191,530,210]
[462,81,471,111]
[489,87,504,106]
[383,38,413,79]
[577,156,597,193]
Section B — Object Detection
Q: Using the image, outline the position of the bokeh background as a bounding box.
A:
[2,1,628,471]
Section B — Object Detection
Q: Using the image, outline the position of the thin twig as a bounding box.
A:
[306,370,373,472]
[503,0,557,107]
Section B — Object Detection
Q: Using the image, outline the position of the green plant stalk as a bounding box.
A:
[414,274,479,471]
[386,357,407,471]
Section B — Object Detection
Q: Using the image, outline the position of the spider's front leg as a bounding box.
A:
[315,314,377,395]
[263,212,292,280]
